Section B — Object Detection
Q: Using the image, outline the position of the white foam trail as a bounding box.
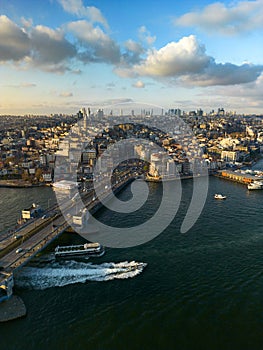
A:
[14,260,147,290]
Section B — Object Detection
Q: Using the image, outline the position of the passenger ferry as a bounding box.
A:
[54,242,105,258]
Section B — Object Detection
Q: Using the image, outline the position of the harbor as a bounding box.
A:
[1,175,263,349]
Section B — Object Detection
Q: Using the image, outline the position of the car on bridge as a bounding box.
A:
[15,248,23,254]
[14,235,22,240]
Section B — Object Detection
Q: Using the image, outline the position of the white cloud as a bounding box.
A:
[31,26,76,65]
[121,39,145,65]
[20,82,36,88]
[4,82,36,88]
[30,25,76,66]
[124,39,144,55]
[113,66,137,78]
[0,15,121,70]
[182,62,263,86]
[57,0,109,29]
[116,35,263,87]
[59,91,73,97]
[134,35,211,77]
[58,0,83,15]
[132,80,145,88]
[138,26,156,45]
[86,6,108,28]
[103,98,134,106]
[0,15,30,61]
[0,16,77,73]
[1,14,262,91]
[219,74,263,99]
[174,0,263,35]
[71,68,82,75]
[67,20,120,63]
[21,17,33,29]
[196,73,263,112]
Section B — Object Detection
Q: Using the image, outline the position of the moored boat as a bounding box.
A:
[247,181,263,190]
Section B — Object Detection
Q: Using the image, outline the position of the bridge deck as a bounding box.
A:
[0,176,133,296]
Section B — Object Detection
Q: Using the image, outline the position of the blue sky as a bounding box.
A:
[0,0,263,115]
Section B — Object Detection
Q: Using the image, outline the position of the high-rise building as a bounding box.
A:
[97,109,104,118]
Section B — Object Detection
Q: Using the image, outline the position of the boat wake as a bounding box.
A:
[14,260,147,290]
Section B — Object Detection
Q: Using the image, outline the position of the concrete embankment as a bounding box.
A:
[0,295,26,322]
[0,180,47,188]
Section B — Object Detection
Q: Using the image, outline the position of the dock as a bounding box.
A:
[214,170,261,185]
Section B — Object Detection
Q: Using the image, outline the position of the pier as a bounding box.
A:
[214,170,260,185]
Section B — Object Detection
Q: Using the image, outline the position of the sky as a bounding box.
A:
[0,0,263,115]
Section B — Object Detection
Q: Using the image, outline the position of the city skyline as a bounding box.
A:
[1,0,263,115]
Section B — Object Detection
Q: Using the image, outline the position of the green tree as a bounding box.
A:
[35,168,43,181]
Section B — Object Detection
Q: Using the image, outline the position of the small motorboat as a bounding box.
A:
[214,193,227,200]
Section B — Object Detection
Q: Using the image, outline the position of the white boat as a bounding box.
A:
[214,193,227,200]
[54,242,105,258]
[247,181,263,190]
[52,180,79,190]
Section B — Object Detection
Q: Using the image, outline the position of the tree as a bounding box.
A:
[35,168,43,181]
[22,170,29,181]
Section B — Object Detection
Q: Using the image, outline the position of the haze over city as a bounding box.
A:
[1,0,263,115]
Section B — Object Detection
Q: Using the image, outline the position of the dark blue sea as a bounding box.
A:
[1,164,263,350]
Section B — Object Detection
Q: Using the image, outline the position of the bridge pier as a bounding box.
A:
[0,295,26,322]
[0,272,14,302]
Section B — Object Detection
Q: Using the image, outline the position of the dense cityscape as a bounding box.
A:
[0,108,263,187]
[2,0,263,348]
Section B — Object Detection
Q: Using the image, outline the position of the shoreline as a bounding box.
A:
[0,180,49,188]
[144,173,210,182]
